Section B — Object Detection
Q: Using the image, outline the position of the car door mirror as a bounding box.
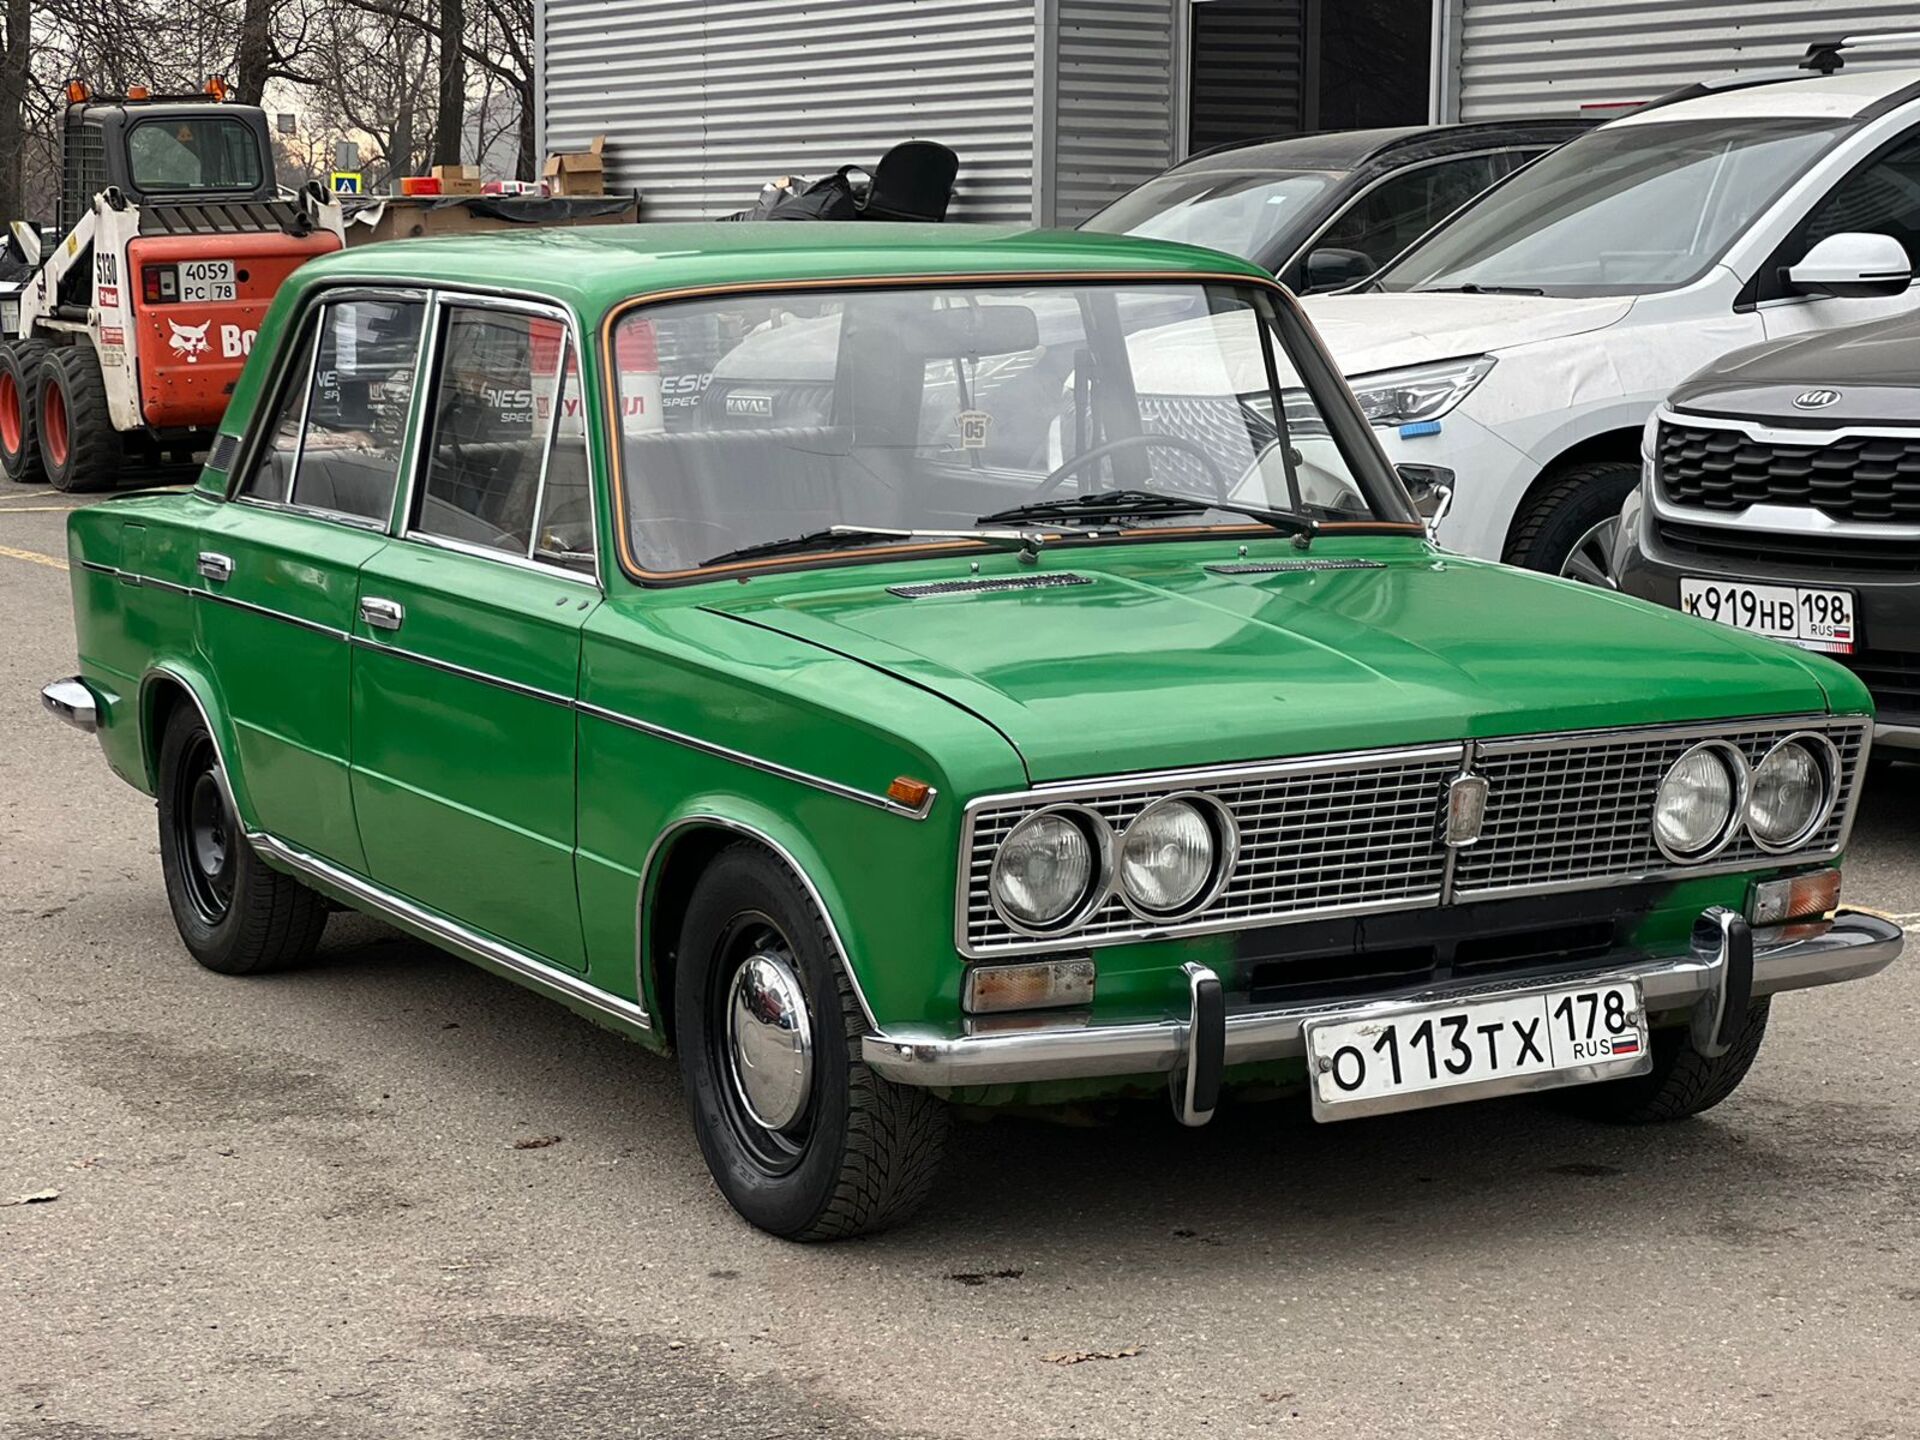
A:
[1302,247,1376,294]
[1785,232,1912,299]
[1396,463,1454,540]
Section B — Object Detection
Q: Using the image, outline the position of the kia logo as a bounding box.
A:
[1792,389,1842,409]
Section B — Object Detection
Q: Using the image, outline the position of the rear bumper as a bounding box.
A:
[864,908,1902,1090]
[41,676,98,734]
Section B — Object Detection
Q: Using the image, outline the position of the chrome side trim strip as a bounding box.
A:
[203,589,350,640]
[579,703,937,819]
[865,910,1904,1087]
[250,830,652,1036]
[633,813,882,1033]
[351,634,576,708]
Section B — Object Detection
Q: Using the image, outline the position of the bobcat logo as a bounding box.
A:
[167,319,211,364]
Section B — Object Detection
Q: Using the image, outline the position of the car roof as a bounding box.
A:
[1615,64,1920,125]
[1173,120,1592,173]
[288,222,1274,316]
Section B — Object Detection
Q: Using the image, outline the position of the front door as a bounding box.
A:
[349,298,599,971]
[196,290,428,868]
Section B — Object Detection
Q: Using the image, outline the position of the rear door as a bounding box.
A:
[349,296,599,971]
[195,289,428,868]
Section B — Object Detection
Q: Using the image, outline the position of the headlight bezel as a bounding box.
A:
[987,804,1113,937]
[1115,791,1240,921]
[1349,355,1496,428]
[1651,740,1748,865]
[1746,733,1839,854]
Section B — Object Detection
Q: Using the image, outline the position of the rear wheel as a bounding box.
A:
[1504,461,1639,581]
[156,706,329,975]
[0,338,49,482]
[37,345,122,493]
[675,843,948,1239]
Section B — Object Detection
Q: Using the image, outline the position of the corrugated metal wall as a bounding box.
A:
[1186,0,1309,152]
[1047,0,1178,225]
[541,0,1041,223]
[1455,0,1920,119]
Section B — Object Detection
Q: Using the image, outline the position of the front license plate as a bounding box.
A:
[1679,576,1856,654]
[177,260,236,303]
[1304,980,1649,1121]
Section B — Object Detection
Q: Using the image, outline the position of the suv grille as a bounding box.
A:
[958,719,1866,957]
[1651,517,1920,574]
[1658,420,1920,523]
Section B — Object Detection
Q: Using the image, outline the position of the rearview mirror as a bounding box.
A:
[1301,247,1376,294]
[1785,232,1911,299]
[1397,463,1454,541]
[909,303,1041,358]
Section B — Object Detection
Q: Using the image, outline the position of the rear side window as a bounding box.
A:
[412,304,595,573]
[237,295,426,523]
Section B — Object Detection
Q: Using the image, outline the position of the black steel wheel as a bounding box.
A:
[675,842,948,1240]
[155,704,328,975]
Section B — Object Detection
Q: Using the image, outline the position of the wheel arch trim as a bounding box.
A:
[635,810,881,1041]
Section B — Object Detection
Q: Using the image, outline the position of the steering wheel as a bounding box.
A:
[1032,431,1231,501]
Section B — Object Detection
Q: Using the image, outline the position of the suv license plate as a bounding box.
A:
[177,260,236,303]
[1679,576,1855,654]
[1303,979,1649,1121]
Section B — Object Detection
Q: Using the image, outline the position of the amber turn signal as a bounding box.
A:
[1749,868,1841,928]
[963,958,1095,1014]
[886,776,932,810]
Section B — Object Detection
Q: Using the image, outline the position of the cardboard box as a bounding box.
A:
[431,163,484,195]
[542,135,606,196]
[343,193,639,247]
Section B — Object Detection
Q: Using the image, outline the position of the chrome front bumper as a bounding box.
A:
[41,676,98,734]
[864,909,1903,1100]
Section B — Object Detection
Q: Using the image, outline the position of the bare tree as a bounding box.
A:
[433,0,462,164]
[0,0,30,225]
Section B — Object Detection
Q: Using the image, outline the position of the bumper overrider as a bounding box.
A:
[863,908,1903,1122]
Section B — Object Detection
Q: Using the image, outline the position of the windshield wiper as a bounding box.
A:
[700,523,1049,568]
[1411,282,1546,296]
[976,488,1320,541]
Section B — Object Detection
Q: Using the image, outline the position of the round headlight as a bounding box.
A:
[1748,737,1833,850]
[1118,795,1232,917]
[990,808,1105,932]
[1653,743,1741,861]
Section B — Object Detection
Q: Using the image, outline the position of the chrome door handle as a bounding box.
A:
[197,551,233,583]
[359,596,405,631]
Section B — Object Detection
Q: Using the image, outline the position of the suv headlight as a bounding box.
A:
[989,807,1109,933]
[1350,356,1496,427]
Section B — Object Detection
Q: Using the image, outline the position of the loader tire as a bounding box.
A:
[38,345,122,493]
[0,338,50,483]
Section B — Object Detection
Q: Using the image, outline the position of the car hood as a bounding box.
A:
[1670,309,1920,425]
[698,544,1837,783]
[1300,292,1635,376]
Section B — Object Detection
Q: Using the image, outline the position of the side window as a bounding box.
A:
[1318,155,1502,271]
[237,319,314,504]
[1797,132,1920,269]
[414,305,590,571]
[236,295,426,523]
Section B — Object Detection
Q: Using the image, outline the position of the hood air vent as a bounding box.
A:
[1206,559,1385,575]
[888,573,1092,599]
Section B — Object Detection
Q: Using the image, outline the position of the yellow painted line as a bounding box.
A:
[0,543,68,571]
[0,505,83,513]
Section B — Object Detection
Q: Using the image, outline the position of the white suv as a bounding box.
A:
[1302,40,1920,579]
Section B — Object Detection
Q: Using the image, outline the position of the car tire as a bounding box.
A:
[1549,999,1771,1124]
[156,706,329,975]
[37,345,122,493]
[1503,461,1640,581]
[675,842,949,1240]
[0,338,50,482]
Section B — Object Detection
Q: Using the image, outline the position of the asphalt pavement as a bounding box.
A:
[3,473,1919,1439]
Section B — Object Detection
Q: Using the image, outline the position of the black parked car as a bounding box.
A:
[1081,120,1590,293]
[1615,310,1920,758]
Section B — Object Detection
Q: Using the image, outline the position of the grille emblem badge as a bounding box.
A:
[1792,388,1841,410]
[1446,773,1489,848]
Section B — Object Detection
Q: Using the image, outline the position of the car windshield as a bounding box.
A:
[1082,171,1339,263]
[127,117,266,193]
[610,280,1402,576]
[1375,117,1848,296]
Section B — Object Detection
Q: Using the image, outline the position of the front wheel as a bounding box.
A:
[675,843,948,1240]
[1550,1000,1771,1124]
[156,706,329,975]
[1503,460,1639,581]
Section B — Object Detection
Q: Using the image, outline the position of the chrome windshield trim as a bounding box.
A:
[579,703,937,820]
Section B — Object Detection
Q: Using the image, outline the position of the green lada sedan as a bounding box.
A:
[43,225,1902,1239]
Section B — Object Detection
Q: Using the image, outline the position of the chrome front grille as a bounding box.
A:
[958,717,1868,958]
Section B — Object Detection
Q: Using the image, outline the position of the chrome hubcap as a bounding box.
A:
[725,952,813,1132]
[1560,516,1619,588]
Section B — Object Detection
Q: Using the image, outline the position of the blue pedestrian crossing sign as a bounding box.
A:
[330,171,363,195]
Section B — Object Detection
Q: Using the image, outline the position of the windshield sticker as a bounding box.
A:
[957,410,992,449]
